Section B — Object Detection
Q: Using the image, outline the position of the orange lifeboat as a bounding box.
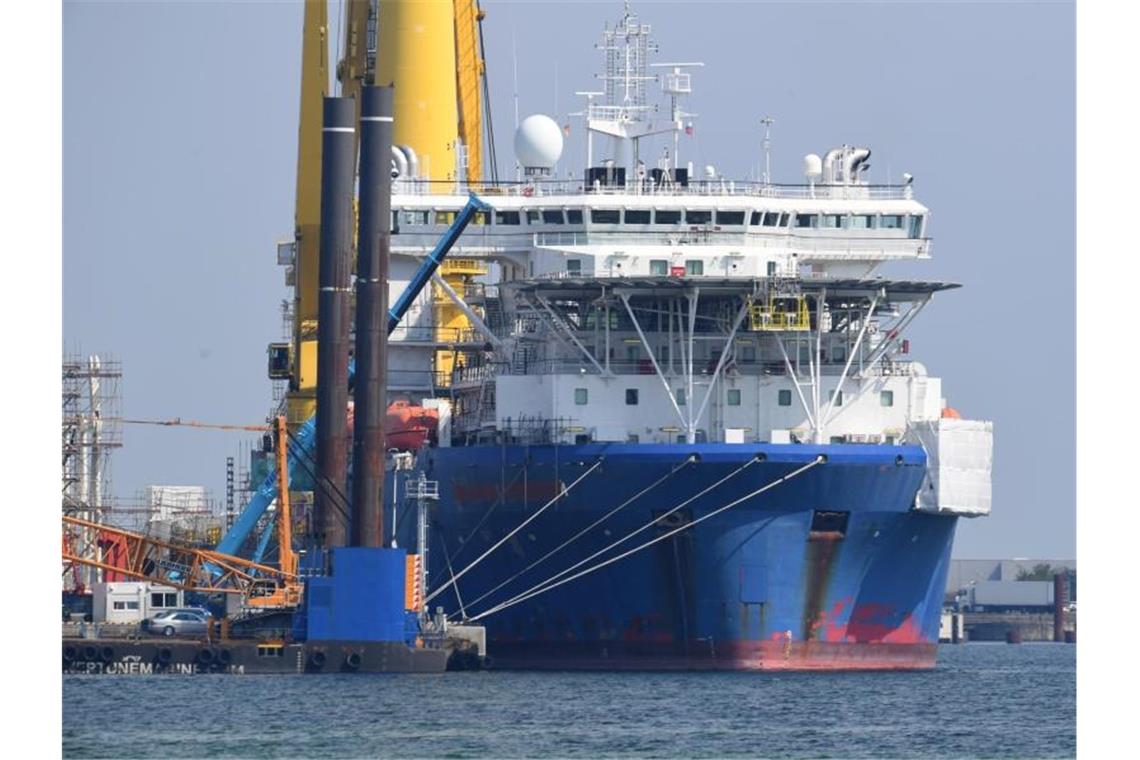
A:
[385,400,439,451]
[941,407,962,419]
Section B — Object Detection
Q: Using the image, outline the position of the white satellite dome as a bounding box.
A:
[514,114,564,169]
[803,153,823,179]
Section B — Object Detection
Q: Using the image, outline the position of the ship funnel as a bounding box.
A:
[844,148,871,185]
[401,145,420,182]
[391,144,408,180]
[822,147,844,183]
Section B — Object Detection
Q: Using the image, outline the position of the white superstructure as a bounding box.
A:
[275,2,992,518]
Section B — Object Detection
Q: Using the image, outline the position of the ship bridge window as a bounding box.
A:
[654,209,682,225]
[542,209,565,224]
[685,210,712,225]
[761,211,783,227]
[495,210,521,225]
[716,210,746,225]
[880,214,904,229]
[566,209,584,224]
[590,209,621,224]
[908,215,925,238]
[795,213,819,229]
[400,210,431,226]
[821,214,843,229]
[625,209,651,224]
[436,210,458,225]
[526,209,541,224]
[749,211,764,226]
[472,210,490,225]
[849,214,875,230]
[685,260,704,276]
[650,259,669,275]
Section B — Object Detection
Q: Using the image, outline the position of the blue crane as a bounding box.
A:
[215,192,490,560]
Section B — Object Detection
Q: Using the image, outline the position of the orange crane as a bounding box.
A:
[63,415,303,609]
[61,514,297,604]
[121,418,269,433]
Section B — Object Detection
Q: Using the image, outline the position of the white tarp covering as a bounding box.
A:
[145,485,208,522]
[912,418,993,516]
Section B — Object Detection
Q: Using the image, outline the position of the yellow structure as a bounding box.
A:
[287,0,330,425]
[377,0,461,183]
[283,1,489,417]
[454,0,485,185]
[434,258,488,385]
[748,294,811,331]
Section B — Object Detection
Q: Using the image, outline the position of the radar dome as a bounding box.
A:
[514,114,564,169]
[803,153,823,179]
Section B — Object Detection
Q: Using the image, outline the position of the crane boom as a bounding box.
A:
[287,0,331,426]
[454,0,485,184]
[62,515,296,599]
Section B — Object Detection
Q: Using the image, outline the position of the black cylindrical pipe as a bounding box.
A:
[351,86,394,548]
[314,97,356,551]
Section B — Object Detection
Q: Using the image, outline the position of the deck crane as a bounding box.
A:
[281,1,491,426]
[218,193,490,562]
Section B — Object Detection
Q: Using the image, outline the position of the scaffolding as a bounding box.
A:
[61,354,123,592]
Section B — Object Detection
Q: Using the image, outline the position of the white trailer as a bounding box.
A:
[91,582,184,624]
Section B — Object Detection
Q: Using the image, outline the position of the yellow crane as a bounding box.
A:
[279,0,490,420]
[454,0,486,186]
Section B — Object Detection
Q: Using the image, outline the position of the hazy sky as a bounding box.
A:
[63,0,1074,558]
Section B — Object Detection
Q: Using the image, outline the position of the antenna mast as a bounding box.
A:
[761,115,775,186]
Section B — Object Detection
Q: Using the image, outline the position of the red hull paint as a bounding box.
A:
[485,640,938,672]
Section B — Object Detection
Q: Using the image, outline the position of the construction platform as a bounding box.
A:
[60,634,489,675]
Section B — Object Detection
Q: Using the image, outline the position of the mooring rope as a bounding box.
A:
[450,464,528,564]
[436,530,469,621]
[466,456,825,624]
[462,455,696,613]
[460,455,760,621]
[425,458,604,605]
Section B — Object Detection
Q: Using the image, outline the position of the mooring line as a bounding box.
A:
[460,455,760,621]
[451,465,528,564]
[466,456,825,624]
[425,458,604,605]
[463,455,696,613]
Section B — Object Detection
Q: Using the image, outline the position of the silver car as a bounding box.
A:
[144,609,209,637]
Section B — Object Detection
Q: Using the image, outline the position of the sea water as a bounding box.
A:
[62,642,1075,758]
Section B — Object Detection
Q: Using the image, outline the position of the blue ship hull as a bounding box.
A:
[393,443,956,670]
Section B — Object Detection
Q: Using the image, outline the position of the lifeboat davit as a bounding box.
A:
[385,400,439,451]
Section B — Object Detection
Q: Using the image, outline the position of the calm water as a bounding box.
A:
[62,643,1074,759]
